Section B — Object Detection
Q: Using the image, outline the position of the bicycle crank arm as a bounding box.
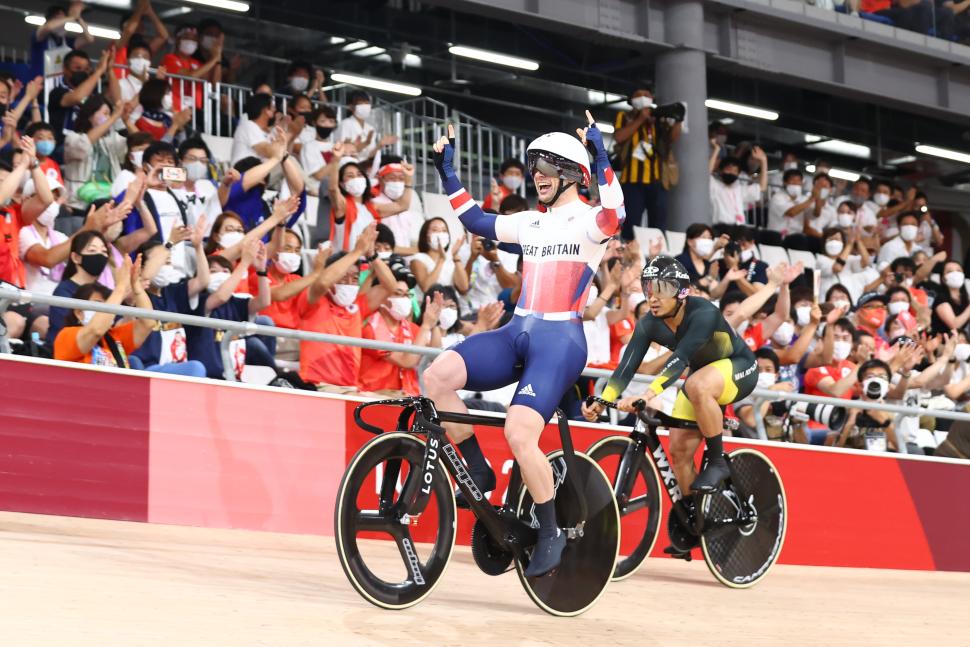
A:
[565,521,586,540]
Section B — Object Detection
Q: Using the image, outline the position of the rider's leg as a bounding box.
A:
[668,427,704,493]
[682,361,733,493]
[505,405,553,502]
[423,350,474,444]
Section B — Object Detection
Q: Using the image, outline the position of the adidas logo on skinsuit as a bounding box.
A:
[518,384,536,397]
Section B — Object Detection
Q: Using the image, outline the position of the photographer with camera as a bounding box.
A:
[837,359,899,451]
[612,85,683,238]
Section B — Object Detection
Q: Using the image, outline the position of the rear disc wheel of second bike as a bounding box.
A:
[700,448,787,588]
[515,450,620,617]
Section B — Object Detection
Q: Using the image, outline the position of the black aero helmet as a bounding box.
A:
[641,255,691,301]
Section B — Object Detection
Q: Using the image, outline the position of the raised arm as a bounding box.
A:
[578,109,624,239]
[434,124,503,242]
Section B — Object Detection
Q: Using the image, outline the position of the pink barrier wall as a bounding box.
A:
[1,355,968,571]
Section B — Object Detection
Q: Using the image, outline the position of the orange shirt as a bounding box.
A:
[0,203,26,287]
[743,322,766,352]
[358,313,421,394]
[161,53,203,110]
[483,185,512,211]
[588,317,635,370]
[40,157,64,185]
[249,269,303,329]
[54,321,138,367]
[298,292,373,386]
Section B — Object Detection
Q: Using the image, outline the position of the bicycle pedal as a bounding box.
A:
[565,522,585,540]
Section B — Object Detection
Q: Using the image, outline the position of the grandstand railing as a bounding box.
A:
[2,284,968,446]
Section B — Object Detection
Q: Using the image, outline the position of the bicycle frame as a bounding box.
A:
[354,397,586,561]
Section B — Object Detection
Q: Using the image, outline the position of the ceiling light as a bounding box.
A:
[886,155,917,165]
[587,90,625,105]
[353,46,387,58]
[330,72,421,96]
[341,41,370,52]
[375,53,422,67]
[804,135,871,159]
[182,0,249,11]
[448,45,538,71]
[805,164,860,182]
[88,0,132,8]
[159,6,192,18]
[915,144,970,164]
[25,15,120,39]
[705,98,778,121]
[595,122,615,134]
[329,37,347,45]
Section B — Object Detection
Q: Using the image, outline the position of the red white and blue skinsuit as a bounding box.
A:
[436,127,625,421]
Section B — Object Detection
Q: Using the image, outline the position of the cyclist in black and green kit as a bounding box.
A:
[583,255,759,496]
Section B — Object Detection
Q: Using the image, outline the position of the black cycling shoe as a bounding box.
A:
[455,467,497,509]
[524,529,567,577]
[691,455,730,493]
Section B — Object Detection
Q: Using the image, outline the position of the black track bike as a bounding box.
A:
[335,396,620,616]
[585,397,787,587]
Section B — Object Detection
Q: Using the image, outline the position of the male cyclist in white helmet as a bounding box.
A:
[424,111,625,576]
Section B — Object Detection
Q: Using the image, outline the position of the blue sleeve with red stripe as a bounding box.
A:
[436,142,497,239]
[586,125,625,236]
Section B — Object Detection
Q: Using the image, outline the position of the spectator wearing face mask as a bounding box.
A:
[884,286,925,335]
[161,25,222,114]
[888,333,957,454]
[766,152,800,190]
[118,37,152,112]
[169,138,219,232]
[910,192,944,253]
[116,1,169,66]
[221,143,306,232]
[369,157,420,253]
[247,227,326,329]
[325,155,378,251]
[19,177,70,316]
[231,93,278,165]
[48,49,114,148]
[802,173,836,234]
[713,233,768,298]
[24,122,63,187]
[816,226,874,303]
[284,94,316,157]
[709,144,767,228]
[134,79,191,143]
[300,106,338,196]
[358,279,442,396]
[931,259,970,335]
[878,211,923,265]
[836,359,897,451]
[674,223,724,284]
[0,138,55,288]
[854,292,892,347]
[733,347,797,437]
[128,235,207,377]
[767,168,816,239]
[801,318,860,443]
[28,3,94,82]
[281,60,312,97]
[63,94,133,210]
[46,230,112,344]
[834,177,879,237]
[411,217,469,296]
[194,18,226,83]
[943,331,970,412]
[482,158,527,212]
[334,91,377,160]
[296,225,394,391]
[54,256,156,368]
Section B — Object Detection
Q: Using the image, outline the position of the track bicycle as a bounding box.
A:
[335,396,620,616]
[585,396,787,587]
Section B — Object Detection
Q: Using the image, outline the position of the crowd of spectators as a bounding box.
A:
[808,1,970,42]
[0,2,967,458]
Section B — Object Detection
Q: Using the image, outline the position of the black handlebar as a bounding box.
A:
[585,395,645,412]
[354,397,421,435]
[585,395,703,431]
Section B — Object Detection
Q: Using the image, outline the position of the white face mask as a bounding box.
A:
[740,248,754,263]
[785,184,801,198]
[151,264,182,289]
[184,161,207,181]
[382,181,406,200]
[783,161,799,171]
[888,301,909,316]
[693,238,714,258]
[873,193,890,207]
[219,231,245,249]
[290,76,309,92]
[129,56,150,76]
[757,372,777,388]
[207,272,230,293]
[438,307,458,331]
[502,175,522,191]
[837,212,855,228]
[162,93,173,112]
[825,239,843,256]
[344,176,368,197]
[130,150,144,168]
[37,202,59,228]
[863,377,890,401]
[899,225,918,242]
[353,103,372,120]
[945,271,966,289]
[276,252,301,274]
[377,251,393,261]
[430,231,450,251]
[833,339,852,361]
[772,321,795,346]
[331,283,360,307]
[955,343,970,362]
[631,96,652,110]
[831,299,851,312]
[179,40,198,56]
[386,296,412,321]
[819,187,831,200]
[201,35,217,51]
[795,306,812,327]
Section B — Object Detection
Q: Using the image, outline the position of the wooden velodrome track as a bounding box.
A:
[0,511,966,646]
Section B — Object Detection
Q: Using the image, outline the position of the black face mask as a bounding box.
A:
[298,111,313,121]
[316,125,334,139]
[69,70,90,87]
[80,252,109,277]
[720,172,739,186]
[0,103,6,118]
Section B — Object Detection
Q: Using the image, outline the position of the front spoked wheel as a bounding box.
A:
[515,450,620,616]
[335,432,457,609]
[586,435,663,580]
[700,448,787,588]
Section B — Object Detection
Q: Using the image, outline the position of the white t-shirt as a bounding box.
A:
[767,190,809,236]
[582,287,611,366]
[299,137,333,195]
[710,176,761,226]
[18,223,67,295]
[808,202,838,234]
[817,254,876,302]
[331,198,375,253]
[369,191,423,250]
[891,372,923,446]
[145,188,193,278]
[877,236,918,265]
[411,253,456,295]
[230,119,270,164]
[464,248,518,313]
[334,117,377,159]
[171,180,221,234]
[110,169,136,201]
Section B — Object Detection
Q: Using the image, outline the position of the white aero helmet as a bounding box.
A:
[526,132,591,187]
